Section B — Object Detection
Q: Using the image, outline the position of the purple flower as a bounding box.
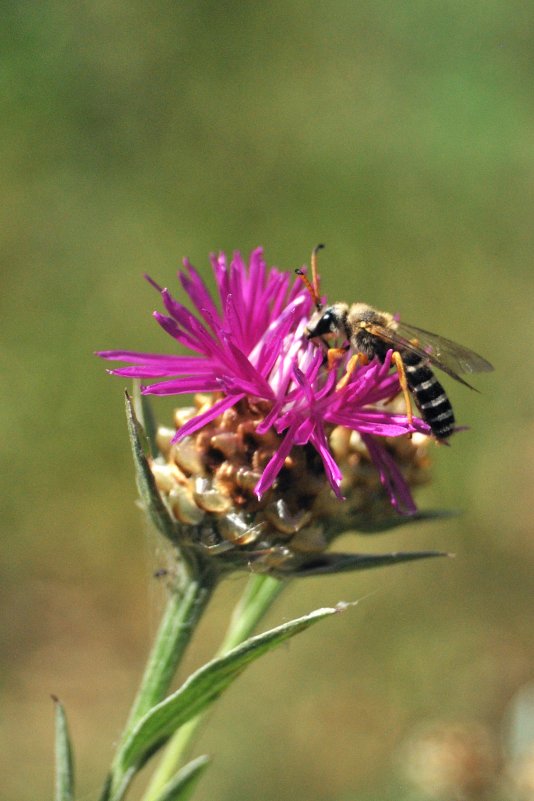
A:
[99,248,429,514]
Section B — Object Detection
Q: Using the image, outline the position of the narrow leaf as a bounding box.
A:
[349,508,459,534]
[115,605,342,780]
[139,575,287,801]
[121,575,217,735]
[132,380,160,459]
[151,755,210,801]
[124,391,178,544]
[290,549,449,577]
[52,696,74,801]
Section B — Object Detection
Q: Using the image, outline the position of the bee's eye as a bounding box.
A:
[308,309,337,338]
[322,311,338,329]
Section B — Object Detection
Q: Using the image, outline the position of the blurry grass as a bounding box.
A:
[2,2,533,800]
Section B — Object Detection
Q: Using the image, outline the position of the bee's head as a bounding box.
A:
[306,303,349,340]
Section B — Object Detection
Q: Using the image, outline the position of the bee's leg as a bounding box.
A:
[327,346,349,371]
[336,352,368,391]
[311,337,332,367]
[391,351,413,425]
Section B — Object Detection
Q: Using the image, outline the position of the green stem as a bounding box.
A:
[100,561,219,801]
[141,574,287,801]
[219,573,287,652]
[126,564,217,728]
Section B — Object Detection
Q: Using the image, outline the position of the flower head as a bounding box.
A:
[100,248,438,575]
[100,248,427,505]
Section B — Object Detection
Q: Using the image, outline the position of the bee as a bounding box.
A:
[297,246,494,441]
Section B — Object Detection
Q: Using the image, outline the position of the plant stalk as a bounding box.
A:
[100,560,219,801]
[140,574,287,801]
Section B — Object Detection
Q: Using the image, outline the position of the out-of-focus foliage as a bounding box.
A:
[1,2,533,800]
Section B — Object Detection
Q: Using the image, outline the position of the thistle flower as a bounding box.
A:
[99,248,439,576]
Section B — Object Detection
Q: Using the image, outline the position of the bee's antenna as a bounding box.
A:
[311,243,324,300]
[295,244,325,311]
[295,269,319,309]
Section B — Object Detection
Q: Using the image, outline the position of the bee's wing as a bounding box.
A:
[367,322,493,389]
[394,321,494,373]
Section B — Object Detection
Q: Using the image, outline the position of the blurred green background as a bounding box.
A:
[2,2,534,800]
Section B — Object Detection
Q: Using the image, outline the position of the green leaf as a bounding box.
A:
[219,574,285,653]
[132,380,160,459]
[290,549,449,577]
[121,575,218,735]
[351,508,459,534]
[327,508,458,536]
[151,755,210,801]
[139,574,287,801]
[112,605,342,791]
[124,391,178,545]
[52,696,74,801]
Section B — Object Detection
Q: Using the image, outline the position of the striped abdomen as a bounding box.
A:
[402,351,455,440]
